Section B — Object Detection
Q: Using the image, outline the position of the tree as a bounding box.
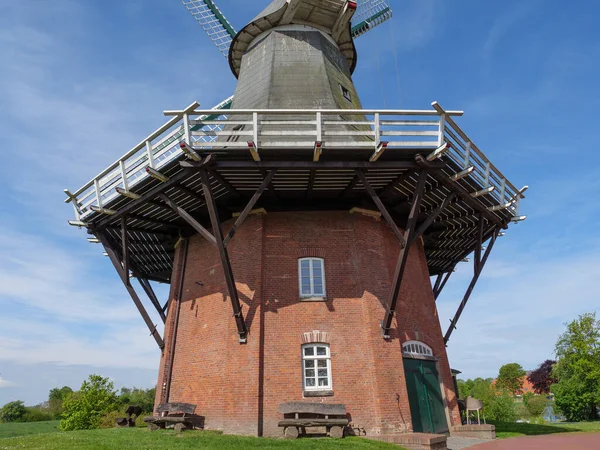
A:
[48,386,74,418]
[528,360,557,395]
[552,313,600,422]
[60,375,118,431]
[485,387,518,422]
[456,378,493,400]
[118,387,155,413]
[0,401,27,423]
[497,363,526,394]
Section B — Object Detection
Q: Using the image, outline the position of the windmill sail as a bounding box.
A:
[353,0,393,37]
[181,0,236,57]
[182,0,392,58]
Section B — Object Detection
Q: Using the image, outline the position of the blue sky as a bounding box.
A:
[0,0,599,405]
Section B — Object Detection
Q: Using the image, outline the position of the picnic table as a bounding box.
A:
[278,402,349,439]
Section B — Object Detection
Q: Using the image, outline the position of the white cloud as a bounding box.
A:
[482,2,539,60]
[439,251,600,378]
[0,377,17,388]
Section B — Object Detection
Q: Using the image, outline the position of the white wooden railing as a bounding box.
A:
[65,101,525,223]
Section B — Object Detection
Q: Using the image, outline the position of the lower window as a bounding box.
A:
[302,343,332,392]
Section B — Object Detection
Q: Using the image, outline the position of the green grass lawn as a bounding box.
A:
[491,420,600,439]
[0,427,403,450]
[0,421,60,439]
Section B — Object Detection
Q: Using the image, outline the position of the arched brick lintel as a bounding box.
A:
[301,330,331,344]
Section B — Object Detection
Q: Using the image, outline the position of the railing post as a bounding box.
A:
[438,113,446,147]
[183,113,191,145]
[119,160,129,192]
[316,112,322,142]
[374,113,381,145]
[252,112,259,145]
[464,141,472,169]
[483,162,491,187]
[94,179,103,208]
[499,178,506,204]
[146,140,155,169]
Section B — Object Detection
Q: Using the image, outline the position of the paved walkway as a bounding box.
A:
[470,433,600,449]
[446,436,490,449]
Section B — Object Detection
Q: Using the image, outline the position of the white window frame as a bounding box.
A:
[402,340,433,357]
[302,343,332,392]
[298,257,326,298]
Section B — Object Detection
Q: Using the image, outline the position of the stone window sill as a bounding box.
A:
[304,390,334,398]
[299,296,327,302]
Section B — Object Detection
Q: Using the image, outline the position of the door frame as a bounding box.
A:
[403,354,452,433]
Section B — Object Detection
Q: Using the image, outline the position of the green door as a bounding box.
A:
[403,358,448,434]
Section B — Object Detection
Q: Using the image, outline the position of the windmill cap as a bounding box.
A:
[228,0,358,78]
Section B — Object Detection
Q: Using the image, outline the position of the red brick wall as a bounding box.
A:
[153,211,460,436]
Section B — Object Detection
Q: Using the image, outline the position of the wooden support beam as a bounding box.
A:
[138,277,166,324]
[163,238,189,403]
[199,169,248,343]
[434,269,454,300]
[379,171,415,199]
[224,170,276,247]
[357,170,405,247]
[94,167,198,229]
[410,194,457,247]
[429,170,507,229]
[474,214,484,274]
[182,160,444,170]
[444,228,501,344]
[340,173,360,198]
[381,171,428,338]
[159,194,217,246]
[121,216,129,283]
[97,232,165,349]
[207,169,241,198]
[306,169,317,199]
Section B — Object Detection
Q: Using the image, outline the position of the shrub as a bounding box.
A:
[0,401,27,423]
[526,396,547,416]
[22,407,54,423]
[485,389,518,422]
[60,375,118,431]
[98,410,124,429]
[515,403,531,419]
[99,410,147,429]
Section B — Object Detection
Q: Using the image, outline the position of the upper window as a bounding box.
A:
[298,258,326,298]
[402,340,433,357]
[302,343,332,391]
[340,85,352,102]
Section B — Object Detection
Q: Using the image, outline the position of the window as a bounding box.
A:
[298,258,326,298]
[302,343,332,391]
[402,340,433,357]
[340,84,352,102]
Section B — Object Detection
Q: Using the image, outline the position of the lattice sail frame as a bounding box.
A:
[181,0,393,58]
[181,0,237,57]
[352,0,393,37]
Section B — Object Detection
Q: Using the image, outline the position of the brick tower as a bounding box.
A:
[66,0,526,442]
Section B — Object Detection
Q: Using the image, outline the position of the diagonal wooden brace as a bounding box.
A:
[97,231,165,350]
[224,170,276,247]
[357,170,405,246]
[381,171,427,338]
[199,170,249,343]
[381,175,456,338]
[159,193,217,247]
[444,227,501,344]
[138,277,167,324]
[433,268,455,300]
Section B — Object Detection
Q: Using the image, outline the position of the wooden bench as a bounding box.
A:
[143,402,197,432]
[278,402,349,439]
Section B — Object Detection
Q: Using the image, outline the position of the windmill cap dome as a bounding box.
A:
[228,0,358,78]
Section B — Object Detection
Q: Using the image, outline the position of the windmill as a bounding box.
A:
[65,0,526,440]
[178,0,393,110]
